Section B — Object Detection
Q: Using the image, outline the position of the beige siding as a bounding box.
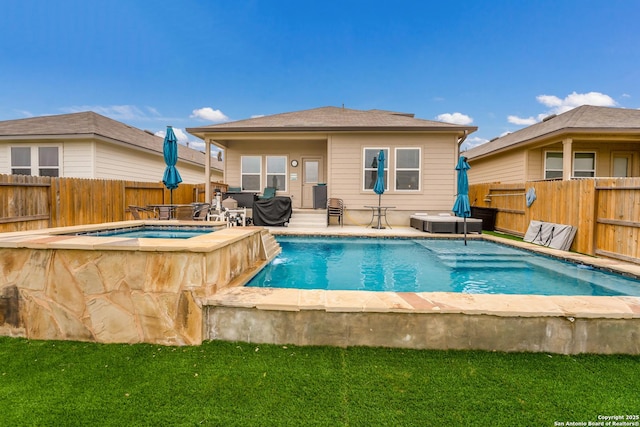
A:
[224,139,327,207]
[526,148,544,181]
[94,143,207,183]
[467,150,526,184]
[470,139,640,184]
[0,144,9,174]
[62,140,95,178]
[328,133,458,212]
[221,131,460,217]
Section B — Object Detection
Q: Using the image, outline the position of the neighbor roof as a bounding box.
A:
[187,106,477,135]
[0,111,215,167]
[464,105,640,159]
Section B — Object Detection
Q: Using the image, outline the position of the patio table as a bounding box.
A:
[365,205,395,229]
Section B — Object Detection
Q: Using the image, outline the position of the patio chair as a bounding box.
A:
[128,205,155,220]
[327,198,344,226]
[174,205,195,220]
[154,206,173,220]
[258,187,276,199]
[192,203,211,221]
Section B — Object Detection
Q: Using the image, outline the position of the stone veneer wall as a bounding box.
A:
[0,231,265,345]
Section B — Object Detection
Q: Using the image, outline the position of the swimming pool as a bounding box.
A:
[72,225,217,239]
[246,237,640,296]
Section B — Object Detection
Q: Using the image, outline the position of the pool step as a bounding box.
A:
[443,261,532,271]
[261,230,282,262]
[287,209,328,228]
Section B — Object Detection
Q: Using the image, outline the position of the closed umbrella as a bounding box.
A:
[372,150,385,229]
[452,156,471,245]
[162,126,182,205]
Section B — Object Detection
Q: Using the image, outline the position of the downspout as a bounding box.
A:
[456,130,469,159]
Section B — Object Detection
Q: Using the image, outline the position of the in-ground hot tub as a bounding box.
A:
[0,220,280,345]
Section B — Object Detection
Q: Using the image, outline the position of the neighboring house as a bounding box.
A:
[463,106,640,184]
[0,112,223,183]
[187,106,476,223]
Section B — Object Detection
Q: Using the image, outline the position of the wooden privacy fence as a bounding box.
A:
[469,178,640,263]
[0,174,227,233]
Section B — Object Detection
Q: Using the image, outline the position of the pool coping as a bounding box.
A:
[0,220,261,252]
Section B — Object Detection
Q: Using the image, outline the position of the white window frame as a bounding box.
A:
[11,145,60,177]
[240,155,262,192]
[362,147,389,191]
[544,151,563,180]
[394,147,421,191]
[265,155,287,192]
[573,152,596,178]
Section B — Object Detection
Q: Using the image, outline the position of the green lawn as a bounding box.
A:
[1,338,638,426]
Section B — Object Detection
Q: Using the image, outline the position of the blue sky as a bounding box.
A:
[2,0,639,151]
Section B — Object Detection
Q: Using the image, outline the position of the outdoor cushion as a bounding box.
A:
[259,187,276,199]
[524,220,576,251]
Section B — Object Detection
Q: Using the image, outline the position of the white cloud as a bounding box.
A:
[145,106,161,116]
[154,128,223,157]
[507,91,618,128]
[14,109,34,118]
[250,114,265,119]
[190,107,229,123]
[507,115,538,126]
[436,112,473,125]
[63,104,149,121]
[536,91,617,114]
[155,127,205,151]
[460,136,488,151]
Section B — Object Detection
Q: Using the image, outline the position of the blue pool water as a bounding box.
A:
[74,225,216,239]
[247,237,640,296]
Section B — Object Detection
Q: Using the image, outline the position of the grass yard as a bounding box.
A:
[0,337,638,426]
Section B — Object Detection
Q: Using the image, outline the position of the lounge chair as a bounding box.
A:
[258,187,276,200]
[327,198,344,226]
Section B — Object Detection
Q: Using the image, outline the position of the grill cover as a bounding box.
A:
[252,197,292,226]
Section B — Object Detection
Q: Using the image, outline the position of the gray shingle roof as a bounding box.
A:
[0,111,212,166]
[464,105,640,159]
[187,106,477,134]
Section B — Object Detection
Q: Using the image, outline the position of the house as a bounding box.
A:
[463,106,640,184]
[0,111,223,183]
[187,106,476,225]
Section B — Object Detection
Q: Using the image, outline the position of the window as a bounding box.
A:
[363,148,389,190]
[241,156,261,191]
[266,156,286,191]
[395,148,420,190]
[573,152,595,178]
[11,147,31,175]
[38,147,59,177]
[544,152,563,179]
[612,154,631,177]
[11,146,60,176]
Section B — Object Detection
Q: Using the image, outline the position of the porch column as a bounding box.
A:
[562,138,573,180]
[205,138,211,203]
